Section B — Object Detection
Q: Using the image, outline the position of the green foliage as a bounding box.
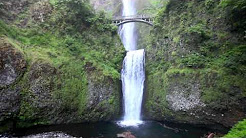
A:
[220,0,246,10]
[220,0,246,32]
[108,96,115,105]
[165,68,195,77]
[180,53,207,68]
[153,1,170,28]
[49,0,57,5]
[51,0,94,33]
[51,0,117,35]
[146,71,169,116]
[0,20,19,38]
[173,36,180,43]
[54,60,88,114]
[224,119,246,138]
[205,0,215,9]
[221,45,246,74]
[186,23,209,39]
[145,0,246,120]
[0,0,124,126]
[202,89,224,103]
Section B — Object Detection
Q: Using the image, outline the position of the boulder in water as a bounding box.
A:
[117,131,136,138]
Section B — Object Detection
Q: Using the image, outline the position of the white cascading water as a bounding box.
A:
[121,50,145,126]
[119,0,145,126]
[120,0,137,51]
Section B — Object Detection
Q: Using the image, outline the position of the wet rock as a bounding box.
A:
[0,38,26,88]
[166,83,205,111]
[0,132,11,138]
[88,79,114,108]
[0,0,29,22]
[0,64,17,87]
[84,74,121,121]
[207,133,214,138]
[0,88,21,122]
[144,0,246,128]
[16,60,121,124]
[22,132,75,138]
[145,70,246,128]
[117,131,136,138]
[19,61,57,121]
[0,38,25,131]
[30,1,53,23]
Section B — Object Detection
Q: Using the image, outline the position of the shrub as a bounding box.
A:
[180,53,207,68]
[224,119,246,138]
[220,0,246,32]
[186,23,208,39]
[53,0,94,33]
[205,0,215,9]
[220,0,246,10]
[222,45,246,74]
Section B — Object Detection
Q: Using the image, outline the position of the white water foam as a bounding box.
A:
[120,49,145,126]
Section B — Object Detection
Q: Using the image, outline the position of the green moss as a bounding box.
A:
[179,53,207,68]
[220,0,246,33]
[186,24,207,36]
[201,88,224,103]
[146,70,170,118]
[173,36,180,43]
[52,60,88,115]
[49,0,57,5]
[205,0,215,9]
[108,96,115,105]
[0,0,124,129]
[224,119,246,138]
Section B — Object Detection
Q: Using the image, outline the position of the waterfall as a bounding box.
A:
[120,0,137,51]
[119,0,145,126]
[121,49,145,126]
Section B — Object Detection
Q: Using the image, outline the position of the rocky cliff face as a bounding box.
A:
[0,37,121,131]
[0,0,124,132]
[90,0,122,16]
[0,38,26,131]
[144,0,246,128]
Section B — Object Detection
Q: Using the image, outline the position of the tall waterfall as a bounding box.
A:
[120,0,145,126]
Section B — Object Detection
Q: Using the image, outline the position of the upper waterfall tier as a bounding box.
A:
[120,0,137,51]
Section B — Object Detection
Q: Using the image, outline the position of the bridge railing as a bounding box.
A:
[112,15,153,21]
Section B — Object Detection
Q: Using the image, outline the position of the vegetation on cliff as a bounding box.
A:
[1,0,245,136]
[144,0,246,129]
[0,0,124,130]
[224,119,246,138]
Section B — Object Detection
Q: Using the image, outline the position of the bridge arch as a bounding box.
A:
[115,19,153,26]
[112,15,154,27]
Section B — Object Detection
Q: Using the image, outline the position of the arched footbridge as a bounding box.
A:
[112,15,154,26]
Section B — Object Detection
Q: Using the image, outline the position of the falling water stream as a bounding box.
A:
[120,0,145,126]
[120,0,137,51]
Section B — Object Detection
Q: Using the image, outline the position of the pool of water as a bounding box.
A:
[13,121,217,138]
